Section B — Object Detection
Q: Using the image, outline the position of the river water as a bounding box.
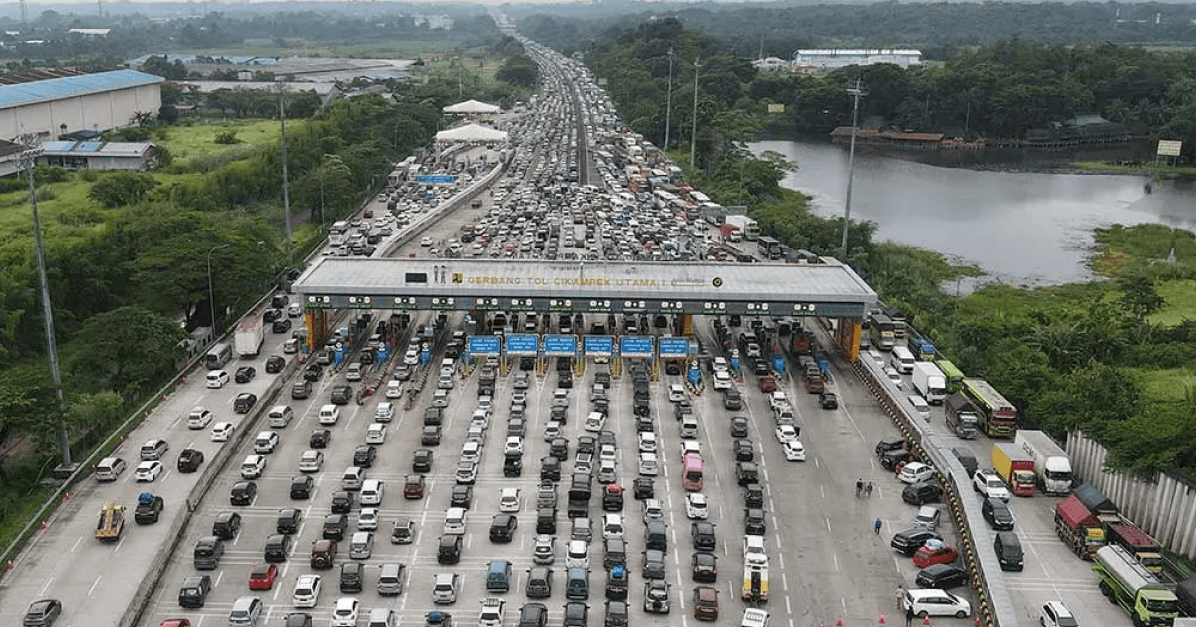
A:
[752,138,1196,288]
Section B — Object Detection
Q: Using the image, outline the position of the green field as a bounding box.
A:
[1148,279,1197,326]
[159,120,280,167]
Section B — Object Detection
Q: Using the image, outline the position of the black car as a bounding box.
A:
[550,438,570,461]
[730,416,749,438]
[744,483,764,508]
[233,393,258,414]
[263,308,283,323]
[875,437,907,457]
[330,385,353,405]
[691,521,716,551]
[212,512,242,539]
[880,448,916,471]
[633,477,654,500]
[23,599,62,627]
[235,366,256,383]
[292,380,312,400]
[265,355,286,373]
[635,415,654,433]
[450,485,473,508]
[557,373,573,389]
[177,448,204,473]
[599,431,617,448]
[330,490,353,514]
[490,514,518,542]
[594,372,610,387]
[819,392,839,409]
[752,359,770,375]
[290,475,314,500]
[915,564,970,589]
[272,318,293,333]
[277,508,302,534]
[422,425,443,445]
[663,360,682,376]
[304,362,324,382]
[744,508,767,535]
[230,481,257,506]
[264,533,293,563]
[283,614,312,627]
[982,497,1015,530]
[692,552,718,582]
[732,439,754,462]
[890,527,943,556]
[413,448,433,473]
[353,445,378,468]
[323,514,348,540]
[310,429,331,449]
[902,481,944,506]
[340,562,363,593]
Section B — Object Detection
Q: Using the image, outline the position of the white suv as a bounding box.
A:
[293,574,321,608]
[973,469,1012,502]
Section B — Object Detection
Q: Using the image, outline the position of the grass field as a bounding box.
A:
[1148,279,1196,326]
[159,120,280,167]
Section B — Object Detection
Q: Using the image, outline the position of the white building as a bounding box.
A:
[791,49,922,70]
[0,69,163,143]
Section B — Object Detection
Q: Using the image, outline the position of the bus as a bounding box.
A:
[962,377,1017,438]
[757,236,782,260]
[205,342,233,370]
[935,360,965,394]
[682,454,703,491]
[867,314,895,350]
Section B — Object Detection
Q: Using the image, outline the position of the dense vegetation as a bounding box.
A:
[576,23,1194,479]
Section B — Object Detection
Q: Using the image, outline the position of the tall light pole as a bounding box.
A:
[689,57,700,169]
[840,78,865,260]
[279,88,293,268]
[663,47,674,151]
[207,244,231,332]
[21,139,72,472]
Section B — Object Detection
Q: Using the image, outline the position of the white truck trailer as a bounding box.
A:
[1015,429,1073,495]
[911,361,947,405]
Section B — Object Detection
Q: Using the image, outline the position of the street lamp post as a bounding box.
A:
[840,78,865,260]
[207,244,231,332]
[664,47,674,150]
[690,57,700,169]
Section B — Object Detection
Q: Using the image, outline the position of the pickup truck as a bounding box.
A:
[574,451,594,474]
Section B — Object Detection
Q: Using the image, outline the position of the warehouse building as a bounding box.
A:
[0,69,163,143]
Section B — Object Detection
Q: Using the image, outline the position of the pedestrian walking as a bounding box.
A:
[895,584,905,609]
[866,482,874,498]
[874,517,882,535]
[905,605,915,627]
[856,479,864,498]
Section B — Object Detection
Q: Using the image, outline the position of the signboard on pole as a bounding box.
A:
[468,335,501,356]
[658,337,689,358]
[584,335,614,357]
[506,334,538,356]
[620,336,654,358]
[416,174,456,184]
[544,335,577,356]
[1157,140,1183,157]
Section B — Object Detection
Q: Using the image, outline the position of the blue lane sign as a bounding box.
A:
[468,335,501,355]
[415,174,455,183]
[506,334,539,356]
[584,335,614,357]
[620,336,654,358]
[658,337,688,357]
[544,335,577,356]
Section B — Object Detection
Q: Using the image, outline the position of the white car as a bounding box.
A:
[584,412,605,432]
[769,391,789,411]
[532,534,555,565]
[899,462,934,484]
[638,432,658,453]
[685,493,709,519]
[187,406,213,430]
[511,391,527,406]
[566,539,589,569]
[973,469,1012,501]
[241,454,266,480]
[298,450,324,473]
[332,597,360,627]
[743,535,768,566]
[884,366,904,389]
[206,370,229,388]
[499,488,521,512]
[420,236,433,247]
[385,380,403,399]
[712,370,732,390]
[599,444,617,463]
[366,423,388,444]
[638,452,658,476]
[375,402,395,421]
[293,574,321,608]
[642,499,665,523]
[403,350,420,365]
[680,441,703,459]
[211,422,234,442]
[358,507,379,530]
[544,420,562,442]
[135,460,163,482]
[504,436,524,456]
[905,589,971,619]
[774,425,800,444]
[782,439,807,461]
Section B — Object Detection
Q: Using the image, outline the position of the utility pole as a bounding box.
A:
[279,88,293,268]
[663,47,674,151]
[21,139,73,473]
[840,78,865,260]
[689,57,700,170]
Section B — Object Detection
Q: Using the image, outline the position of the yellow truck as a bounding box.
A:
[95,502,125,542]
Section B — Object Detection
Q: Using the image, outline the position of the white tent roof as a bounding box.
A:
[435,123,509,144]
[443,99,501,114]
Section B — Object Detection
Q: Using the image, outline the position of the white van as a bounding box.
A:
[890,346,915,374]
[319,405,340,425]
[907,395,931,421]
[267,405,293,428]
[96,456,127,482]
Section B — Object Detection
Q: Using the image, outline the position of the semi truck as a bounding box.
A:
[1055,495,1107,559]
[962,377,1017,438]
[944,393,980,439]
[724,215,759,242]
[235,317,264,357]
[1014,430,1074,495]
[992,443,1037,496]
[742,562,768,603]
[912,362,947,405]
[1094,545,1179,627]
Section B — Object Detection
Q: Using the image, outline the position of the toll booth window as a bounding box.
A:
[405,273,428,283]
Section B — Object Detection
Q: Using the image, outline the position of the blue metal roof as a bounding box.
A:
[0,70,163,110]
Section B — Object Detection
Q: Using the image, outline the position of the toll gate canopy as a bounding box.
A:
[293,258,877,319]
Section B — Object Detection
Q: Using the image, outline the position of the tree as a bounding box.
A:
[1117,275,1164,320]
[496,54,539,87]
[68,306,185,395]
[88,172,159,208]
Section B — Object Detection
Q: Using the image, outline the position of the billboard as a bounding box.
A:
[544,335,577,356]
[505,334,539,356]
[468,335,501,356]
[620,336,654,358]
[584,335,614,357]
[658,337,689,357]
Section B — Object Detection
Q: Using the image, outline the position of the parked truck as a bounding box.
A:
[1055,495,1107,559]
[944,393,980,439]
[992,443,1037,496]
[235,317,264,357]
[1014,430,1074,495]
[742,562,768,603]
[912,362,947,405]
[907,329,936,362]
[1109,524,1166,575]
[963,377,1017,438]
[1094,545,1179,627]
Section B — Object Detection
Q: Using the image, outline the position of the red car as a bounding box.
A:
[913,544,959,568]
[248,563,279,590]
[160,621,190,627]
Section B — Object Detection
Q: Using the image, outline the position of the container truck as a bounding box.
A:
[992,443,1036,496]
[943,393,980,439]
[742,562,768,603]
[912,362,947,405]
[1094,545,1179,626]
[1014,430,1074,495]
[235,317,264,357]
[963,378,1017,438]
[1055,495,1107,559]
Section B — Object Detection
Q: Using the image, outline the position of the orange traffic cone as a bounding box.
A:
[974,618,980,627]
[7,560,13,570]
[923,617,931,626]
[880,615,887,624]
[40,521,46,531]
[836,617,843,627]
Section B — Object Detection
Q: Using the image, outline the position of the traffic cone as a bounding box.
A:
[974,618,980,627]
[40,521,46,531]
[836,617,843,627]
[923,617,931,626]
[880,615,887,624]
[7,560,13,570]
[63,492,70,502]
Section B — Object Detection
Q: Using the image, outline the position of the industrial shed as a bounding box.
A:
[0,69,163,143]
